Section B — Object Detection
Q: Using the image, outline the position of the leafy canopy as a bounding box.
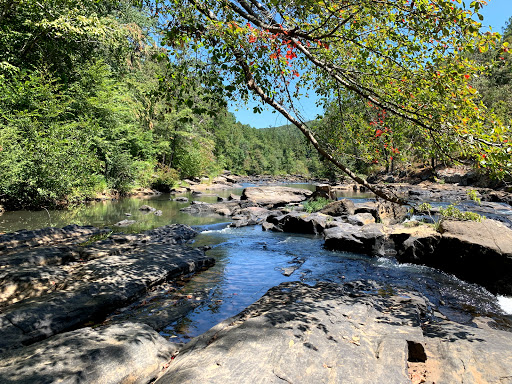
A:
[153,0,511,183]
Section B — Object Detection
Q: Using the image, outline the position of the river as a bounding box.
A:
[1,183,511,343]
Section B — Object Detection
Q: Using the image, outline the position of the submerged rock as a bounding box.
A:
[139,204,156,212]
[154,281,512,384]
[114,219,136,227]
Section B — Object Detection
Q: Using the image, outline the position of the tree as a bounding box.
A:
[154,0,511,203]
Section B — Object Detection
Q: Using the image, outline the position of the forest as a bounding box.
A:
[0,0,511,209]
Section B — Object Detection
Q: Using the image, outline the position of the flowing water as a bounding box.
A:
[1,184,511,343]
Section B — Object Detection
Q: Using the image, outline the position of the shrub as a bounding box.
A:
[151,164,179,192]
[303,197,330,213]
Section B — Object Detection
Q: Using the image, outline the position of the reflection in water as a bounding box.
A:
[0,184,373,234]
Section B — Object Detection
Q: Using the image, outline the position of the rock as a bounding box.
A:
[181,201,256,216]
[323,223,388,256]
[437,219,512,294]
[354,201,378,217]
[154,281,512,384]
[347,213,376,226]
[174,197,189,202]
[266,211,329,235]
[139,204,156,212]
[0,225,214,353]
[154,210,163,216]
[132,188,162,196]
[436,167,478,186]
[0,322,176,384]
[230,207,271,228]
[0,225,107,254]
[228,193,241,201]
[320,199,355,217]
[170,187,188,194]
[241,186,312,206]
[392,219,512,295]
[376,201,408,225]
[261,222,276,231]
[124,213,132,216]
[114,219,136,227]
[312,184,336,200]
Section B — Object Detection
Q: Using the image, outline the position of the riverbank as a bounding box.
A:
[1,179,512,383]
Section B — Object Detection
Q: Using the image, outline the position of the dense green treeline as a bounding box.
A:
[0,0,325,209]
[0,1,509,209]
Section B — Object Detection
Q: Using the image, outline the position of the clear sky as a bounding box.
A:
[229,0,512,129]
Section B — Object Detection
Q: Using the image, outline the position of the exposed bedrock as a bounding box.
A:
[0,224,214,353]
[154,281,512,384]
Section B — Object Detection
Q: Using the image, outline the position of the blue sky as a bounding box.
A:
[229,0,512,129]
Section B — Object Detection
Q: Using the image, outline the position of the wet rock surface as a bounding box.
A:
[154,281,512,384]
[0,224,214,353]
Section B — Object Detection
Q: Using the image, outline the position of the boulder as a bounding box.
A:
[392,219,512,295]
[139,204,156,212]
[241,186,312,206]
[376,201,408,225]
[230,207,271,228]
[174,197,189,202]
[266,212,329,235]
[228,193,241,201]
[0,322,176,384]
[319,199,355,216]
[323,223,388,256]
[154,281,512,384]
[311,184,336,200]
[347,213,375,226]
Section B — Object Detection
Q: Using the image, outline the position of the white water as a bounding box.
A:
[498,296,512,315]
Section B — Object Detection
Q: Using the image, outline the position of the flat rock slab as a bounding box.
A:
[0,225,108,254]
[154,281,512,384]
[0,322,176,384]
[241,186,313,206]
[0,225,214,353]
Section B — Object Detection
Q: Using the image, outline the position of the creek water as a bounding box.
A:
[1,183,511,343]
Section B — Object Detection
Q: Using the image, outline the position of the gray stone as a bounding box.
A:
[0,322,176,384]
[174,197,189,202]
[347,213,375,226]
[320,199,355,216]
[241,186,312,206]
[266,211,329,235]
[139,205,156,212]
[155,281,512,384]
[114,219,136,227]
[0,225,214,353]
[376,200,408,225]
[323,223,388,256]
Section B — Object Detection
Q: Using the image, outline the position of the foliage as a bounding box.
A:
[151,164,180,192]
[303,197,330,213]
[155,0,512,193]
[439,204,484,222]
